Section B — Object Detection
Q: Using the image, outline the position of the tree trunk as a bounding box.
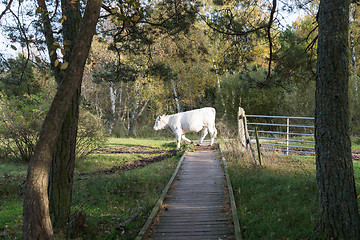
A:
[108,83,117,134]
[48,85,80,229]
[315,0,360,238]
[171,79,181,113]
[128,98,139,137]
[48,0,82,230]
[117,81,123,123]
[22,0,101,238]
[212,59,226,117]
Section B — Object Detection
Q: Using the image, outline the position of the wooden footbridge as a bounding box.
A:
[136,144,241,240]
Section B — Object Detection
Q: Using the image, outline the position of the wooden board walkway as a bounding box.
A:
[138,145,240,240]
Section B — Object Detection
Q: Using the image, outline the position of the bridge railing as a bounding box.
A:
[246,114,315,156]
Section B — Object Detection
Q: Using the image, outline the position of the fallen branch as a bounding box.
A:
[116,208,143,233]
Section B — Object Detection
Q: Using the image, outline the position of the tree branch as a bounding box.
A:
[0,0,14,21]
[37,0,61,81]
[196,9,268,37]
[9,9,31,85]
[266,0,277,81]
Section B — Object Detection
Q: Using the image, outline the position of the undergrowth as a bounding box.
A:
[222,139,318,239]
[222,137,360,239]
[0,138,183,239]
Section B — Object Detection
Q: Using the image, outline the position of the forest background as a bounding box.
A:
[2,0,353,146]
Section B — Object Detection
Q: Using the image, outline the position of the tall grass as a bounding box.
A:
[222,140,317,239]
[221,135,360,239]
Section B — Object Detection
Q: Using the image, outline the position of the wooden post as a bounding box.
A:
[243,115,250,150]
[255,127,262,166]
[238,107,246,147]
[238,107,257,165]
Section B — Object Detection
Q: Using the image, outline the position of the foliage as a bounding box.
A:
[0,85,53,162]
[0,91,108,162]
[0,55,38,97]
[218,66,283,122]
[0,55,106,161]
[76,108,107,159]
[204,0,270,74]
[273,17,317,87]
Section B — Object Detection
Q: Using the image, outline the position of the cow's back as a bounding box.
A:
[173,107,216,132]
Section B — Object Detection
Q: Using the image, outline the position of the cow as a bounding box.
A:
[153,107,217,149]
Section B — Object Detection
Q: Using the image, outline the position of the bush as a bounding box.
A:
[0,92,50,162]
[0,92,107,161]
[76,109,107,158]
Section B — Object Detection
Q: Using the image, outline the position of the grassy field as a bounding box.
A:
[221,140,360,239]
[0,137,184,239]
[2,136,360,239]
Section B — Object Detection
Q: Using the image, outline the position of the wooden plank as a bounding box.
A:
[152,232,233,240]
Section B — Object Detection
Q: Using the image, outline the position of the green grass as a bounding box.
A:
[0,137,183,239]
[75,153,149,173]
[70,153,182,239]
[106,137,174,147]
[221,140,360,240]
[0,158,25,239]
[3,136,360,239]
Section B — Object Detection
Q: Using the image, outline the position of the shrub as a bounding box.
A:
[0,92,50,162]
[76,109,107,158]
[0,92,106,161]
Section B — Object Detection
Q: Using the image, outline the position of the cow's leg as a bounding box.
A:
[174,130,182,149]
[182,135,192,143]
[209,126,217,146]
[197,128,208,145]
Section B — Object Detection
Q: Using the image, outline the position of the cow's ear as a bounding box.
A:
[158,115,162,120]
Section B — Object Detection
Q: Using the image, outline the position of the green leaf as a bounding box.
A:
[61,61,69,70]
[111,8,118,14]
[59,15,67,23]
[63,40,72,46]
[10,45,17,50]
[35,7,42,14]
[133,15,140,22]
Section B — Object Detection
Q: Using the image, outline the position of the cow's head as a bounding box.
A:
[153,114,167,131]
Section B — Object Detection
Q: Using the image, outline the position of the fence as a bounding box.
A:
[245,114,315,156]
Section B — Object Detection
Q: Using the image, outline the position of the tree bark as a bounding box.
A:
[22,0,102,238]
[315,0,360,238]
[48,0,82,229]
[171,79,181,113]
[49,85,80,229]
[108,83,117,134]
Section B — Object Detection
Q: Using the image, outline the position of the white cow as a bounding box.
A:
[153,107,217,149]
